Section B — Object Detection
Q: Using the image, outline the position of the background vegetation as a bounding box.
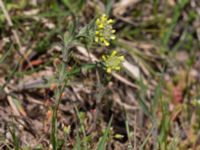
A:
[0,0,200,149]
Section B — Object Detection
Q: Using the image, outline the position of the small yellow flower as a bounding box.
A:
[95,14,116,46]
[102,50,124,73]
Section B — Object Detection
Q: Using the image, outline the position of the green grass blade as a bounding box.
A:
[0,44,13,64]
[139,127,155,150]
[137,78,151,119]
[51,107,57,150]
[162,0,189,48]
[9,128,20,150]
[73,131,82,150]
[97,116,113,150]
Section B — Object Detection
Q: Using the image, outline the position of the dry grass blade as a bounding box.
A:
[0,0,32,69]
[113,0,140,15]
[111,89,138,111]
[122,60,140,79]
[4,87,21,116]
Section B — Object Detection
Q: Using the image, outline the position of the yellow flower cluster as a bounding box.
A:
[94,14,124,73]
[102,50,124,73]
[95,14,116,46]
